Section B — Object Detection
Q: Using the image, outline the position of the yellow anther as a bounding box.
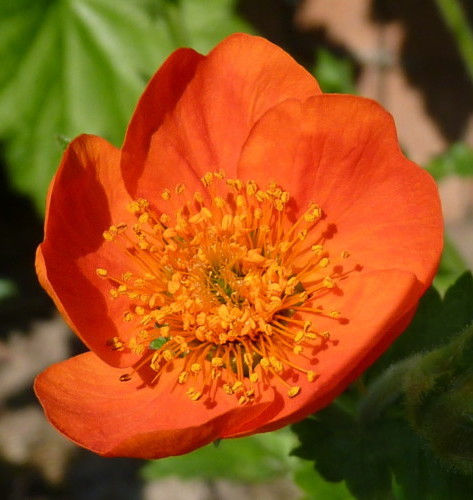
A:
[201,172,214,187]
[270,357,283,372]
[253,208,263,219]
[236,194,246,207]
[96,268,108,277]
[249,373,259,383]
[238,395,248,405]
[211,357,224,368]
[178,371,188,384]
[293,345,303,354]
[223,384,234,395]
[221,214,232,231]
[135,306,145,315]
[246,180,257,196]
[129,340,145,355]
[138,330,150,339]
[103,230,116,241]
[319,257,329,268]
[232,381,244,392]
[288,386,301,398]
[106,337,124,351]
[191,363,201,374]
[163,349,173,361]
[137,212,149,224]
[187,388,202,401]
[128,201,141,213]
[175,184,185,195]
[323,276,335,289]
[245,248,265,263]
[214,196,225,208]
[123,311,134,322]
[279,241,291,253]
[329,311,341,318]
[307,371,317,382]
[260,354,272,366]
[298,229,308,240]
[311,244,324,254]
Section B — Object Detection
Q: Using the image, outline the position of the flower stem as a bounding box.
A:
[434,0,473,85]
[357,355,421,425]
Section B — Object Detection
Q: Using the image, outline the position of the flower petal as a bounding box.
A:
[223,268,419,437]
[121,47,204,194]
[34,352,276,458]
[238,95,443,289]
[125,33,321,202]
[37,135,139,367]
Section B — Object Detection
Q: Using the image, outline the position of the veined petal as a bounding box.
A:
[238,95,443,290]
[121,47,204,195]
[34,352,275,458]
[37,135,140,367]
[125,33,321,204]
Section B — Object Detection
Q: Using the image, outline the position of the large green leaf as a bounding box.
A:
[293,405,473,500]
[0,0,251,212]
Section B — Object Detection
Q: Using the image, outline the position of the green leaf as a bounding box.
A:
[293,460,353,500]
[141,428,297,484]
[293,403,473,500]
[0,279,18,301]
[434,237,468,293]
[427,142,473,180]
[313,48,356,94]
[180,0,253,53]
[0,0,251,212]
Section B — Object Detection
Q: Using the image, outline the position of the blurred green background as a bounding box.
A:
[1,0,473,499]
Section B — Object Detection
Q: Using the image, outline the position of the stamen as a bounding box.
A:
[98,172,354,403]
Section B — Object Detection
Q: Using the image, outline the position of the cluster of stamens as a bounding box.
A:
[97,171,350,404]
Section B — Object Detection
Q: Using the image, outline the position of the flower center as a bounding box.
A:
[97,172,350,404]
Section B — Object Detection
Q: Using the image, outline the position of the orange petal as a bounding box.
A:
[238,95,443,289]
[121,47,204,195]
[126,33,321,203]
[223,269,419,437]
[37,135,140,368]
[34,352,276,458]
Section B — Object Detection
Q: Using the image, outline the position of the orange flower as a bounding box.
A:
[34,34,442,458]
